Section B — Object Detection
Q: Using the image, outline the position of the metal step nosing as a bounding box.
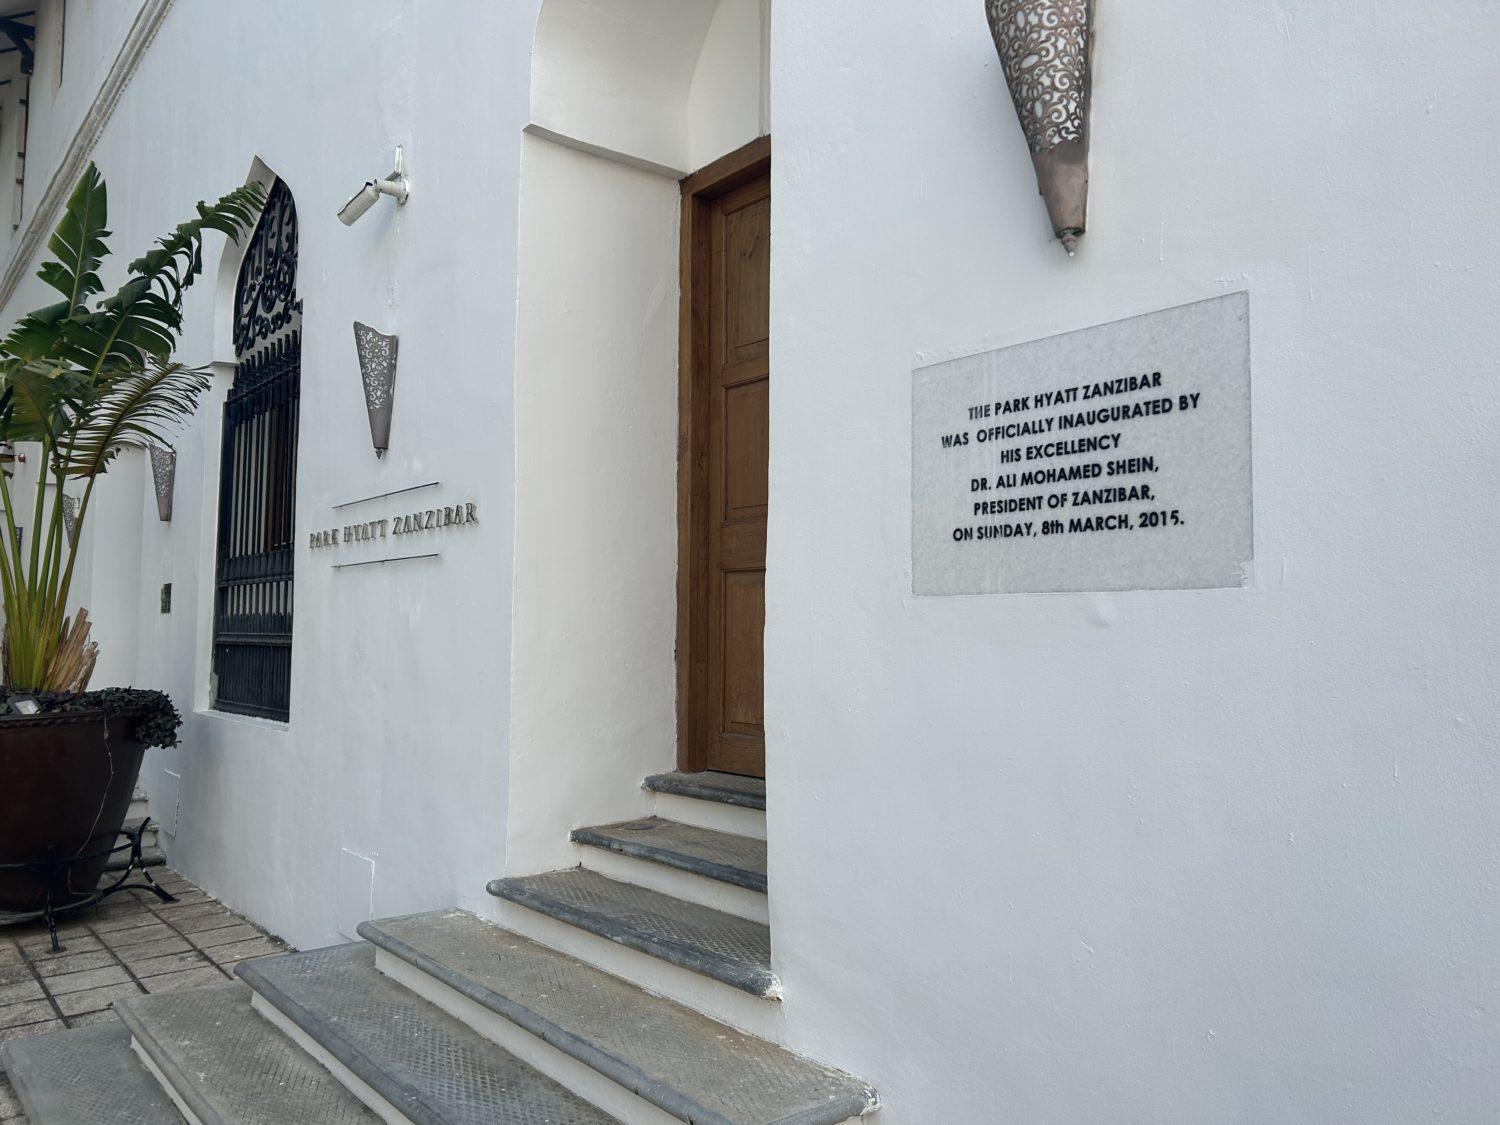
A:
[235,960,434,1125]
[485,879,781,999]
[115,1001,225,1125]
[570,826,767,894]
[360,920,734,1125]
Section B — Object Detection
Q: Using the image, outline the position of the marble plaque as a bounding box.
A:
[912,293,1252,594]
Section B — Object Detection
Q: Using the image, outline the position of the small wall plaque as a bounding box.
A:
[912,293,1252,594]
[354,321,399,458]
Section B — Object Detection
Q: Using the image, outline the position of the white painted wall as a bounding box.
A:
[506,135,680,874]
[766,1,1500,1120]
[0,0,1490,1118]
[0,0,534,949]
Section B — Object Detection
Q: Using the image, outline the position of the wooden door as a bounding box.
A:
[679,139,770,778]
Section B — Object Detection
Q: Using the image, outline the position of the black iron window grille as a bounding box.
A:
[211,179,301,721]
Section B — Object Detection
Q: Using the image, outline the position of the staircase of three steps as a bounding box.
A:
[1,771,880,1124]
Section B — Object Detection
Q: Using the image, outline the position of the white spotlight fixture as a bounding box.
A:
[337,146,410,226]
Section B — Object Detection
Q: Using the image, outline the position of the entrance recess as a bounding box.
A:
[678,137,770,778]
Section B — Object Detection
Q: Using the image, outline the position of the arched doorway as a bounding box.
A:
[507,0,769,871]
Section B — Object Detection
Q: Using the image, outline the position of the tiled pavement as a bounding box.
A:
[0,867,291,1122]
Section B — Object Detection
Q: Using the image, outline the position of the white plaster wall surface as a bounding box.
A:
[0,0,534,949]
[766,1,1499,1121]
[506,135,681,874]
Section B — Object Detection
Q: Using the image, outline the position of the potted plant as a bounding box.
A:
[0,164,263,913]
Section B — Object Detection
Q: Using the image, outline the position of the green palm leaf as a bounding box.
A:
[53,359,210,479]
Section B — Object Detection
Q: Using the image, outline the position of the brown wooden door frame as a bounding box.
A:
[677,135,771,775]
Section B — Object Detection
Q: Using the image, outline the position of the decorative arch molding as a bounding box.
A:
[211,158,279,367]
[529,0,768,177]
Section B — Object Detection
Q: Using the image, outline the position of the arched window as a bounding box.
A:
[212,178,301,721]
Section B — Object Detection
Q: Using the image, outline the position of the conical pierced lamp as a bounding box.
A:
[148,444,175,521]
[985,0,1093,255]
[353,321,400,458]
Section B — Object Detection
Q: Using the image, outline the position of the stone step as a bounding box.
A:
[236,943,617,1124]
[104,817,163,872]
[114,979,380,1124]
[486,868,779,998]
[105,847,165,872]
[1,1021,186,1124]
[644,771,766,810]
[573,817,767,893]
[363,909,879,1125]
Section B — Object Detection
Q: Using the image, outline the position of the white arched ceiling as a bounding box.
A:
[530,0,768,177]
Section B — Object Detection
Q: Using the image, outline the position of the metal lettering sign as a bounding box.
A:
[912,293,1252,594]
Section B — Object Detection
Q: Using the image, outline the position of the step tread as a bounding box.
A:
[1,1021,185,1125]
[486,868,779,998]
[115,980,380,1124]
[363,909,878,1125]
[644,771,766,810]
[572,817,767,892]
[237,943,617,1124]
[104,845,164,872]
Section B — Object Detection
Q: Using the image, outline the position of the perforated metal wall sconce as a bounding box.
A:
[148,444,176,521]
[60,494,78,546]
[985,0,1094,255]
[354,322,399,459]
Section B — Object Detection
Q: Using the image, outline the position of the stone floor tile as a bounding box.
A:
[208,937,286,966]
[0,944,23,967]
[0,1018,61,1043]
[190,922,264,949]
[123,949,211,978]
[63,1008,121,1028]
[0,965,32,988]
[167,908,241,935]
[88,909,160,935]
[151,891,212,911]
[139,964,228,994]
[0,1074,21,1118]
[0,1000,56,1031]
[42,965,130,996]
[0,979,44,1005]
[53,979,143,1017]
[99,921,174,949]
[20,933,103,959]
[108,934,191,962]
[31,949,115,978]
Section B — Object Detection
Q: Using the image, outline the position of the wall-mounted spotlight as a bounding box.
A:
[337,146,410,226]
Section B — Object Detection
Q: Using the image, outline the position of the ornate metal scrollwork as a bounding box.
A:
[353,322,399,459]
[148,444,175,522]
[232,179,303,354]
[985,0,1093,254]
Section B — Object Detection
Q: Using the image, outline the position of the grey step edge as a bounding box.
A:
[487,868,779,998]
[1,1021,185,1125]
[361,910,879,1125]
[115,980,378,1125]
[571,817,767,893]
[237,943,615,1125]
[644,771,766,811]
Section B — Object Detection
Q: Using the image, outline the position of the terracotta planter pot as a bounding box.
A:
[0,710,148,913]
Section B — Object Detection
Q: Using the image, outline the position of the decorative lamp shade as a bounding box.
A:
[60,494,78,545]
[148,444,175,522]
[984,0,1093,254]
[354,321,399,458]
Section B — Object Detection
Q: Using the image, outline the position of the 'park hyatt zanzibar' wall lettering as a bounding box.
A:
[912,293,1252,594]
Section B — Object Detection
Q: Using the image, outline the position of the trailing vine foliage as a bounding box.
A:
[0,164,264,692]
[0,687,182,748]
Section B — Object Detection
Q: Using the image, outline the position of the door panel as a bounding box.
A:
[693,163,770,777]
